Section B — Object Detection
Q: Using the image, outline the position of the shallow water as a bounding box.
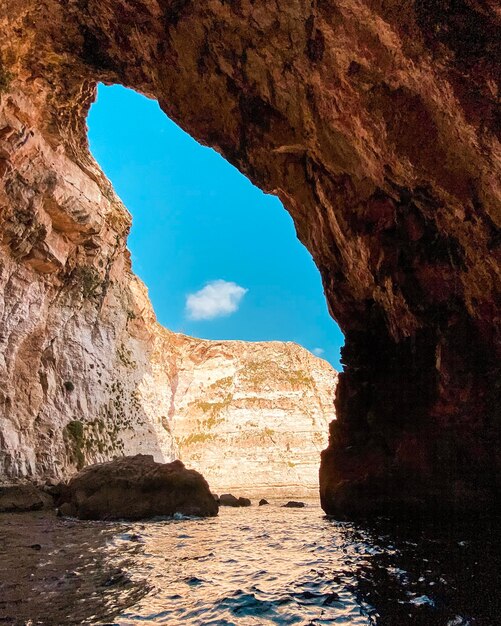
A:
[0,503,499,625]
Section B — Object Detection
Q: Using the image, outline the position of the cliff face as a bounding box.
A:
[163,335,337,497]
[0,87,336,489]
[1,0,499,513]
[0,86,177,476]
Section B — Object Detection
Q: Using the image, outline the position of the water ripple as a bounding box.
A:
[0,503,499,625]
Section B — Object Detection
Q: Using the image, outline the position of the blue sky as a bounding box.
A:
[87,84,344,370]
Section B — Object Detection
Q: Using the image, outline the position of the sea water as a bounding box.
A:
[0,502,498,625]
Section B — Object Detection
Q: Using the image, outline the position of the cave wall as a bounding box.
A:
[1,0,500,512]
[0,85,178,475]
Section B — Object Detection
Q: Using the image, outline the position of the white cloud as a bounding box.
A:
[312,347,325,357]
[186,280,248,321]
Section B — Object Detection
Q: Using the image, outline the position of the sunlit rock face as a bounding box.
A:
[0,91,177,477]
[0,119,336,487]
[163,335,337,498]
[0,85,336,487]
[1,0,499,512]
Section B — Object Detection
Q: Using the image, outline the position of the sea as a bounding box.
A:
[0,501,499,625]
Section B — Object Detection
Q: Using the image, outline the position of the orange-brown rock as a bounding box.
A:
[0,0,499,514]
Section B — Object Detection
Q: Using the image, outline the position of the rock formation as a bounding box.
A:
[167,336,336,498]
[219,493,244,507]
[0,482,52,512]
[282,501,305,508]
[55,455,218,520]
[0,0,499,514]
[0,225,337,491]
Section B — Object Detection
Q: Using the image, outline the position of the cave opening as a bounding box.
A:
[0,3,500,618]
[1,0,497,517]
[85,83,344,497]
[88,84,344,369]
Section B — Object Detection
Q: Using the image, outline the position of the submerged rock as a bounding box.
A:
[56,455,218,520]
[0,483,52,512]
[282,501,305,508]
[219,493,252,507]
[219,494,240,507]
[259,499,269,506]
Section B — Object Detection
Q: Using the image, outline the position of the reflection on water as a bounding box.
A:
[0,504,499,625]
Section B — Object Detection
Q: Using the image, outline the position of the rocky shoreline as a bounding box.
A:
[1,455,218,520]
[0,482,54,513]
[0,456,310,519]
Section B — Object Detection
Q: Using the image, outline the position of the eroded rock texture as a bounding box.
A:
[0,0,499,513]
[56,454,219,520]
[0,71,336,490]
[167,337,336,498]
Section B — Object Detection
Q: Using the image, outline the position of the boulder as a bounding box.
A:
[55,455,218,520]
[219,494,252,507]
[282,501,305,508]
[0,483,53,512]
[259,499,269,506]
[219,493,240,507]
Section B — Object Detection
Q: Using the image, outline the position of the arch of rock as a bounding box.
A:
[0,0,499,515]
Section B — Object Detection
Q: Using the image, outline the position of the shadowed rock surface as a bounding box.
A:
[219,494,241,507]
[219,494,252,507]
[283,501,306,508]
[0,0,499,515]
[56,455,218,520]
[0,483,52,512]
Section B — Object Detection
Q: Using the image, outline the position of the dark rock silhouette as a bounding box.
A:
[282,501,305,508]
[219,494,240,507]
[219,494,252,507]
[0,483,52,512]
[56,455,218,520]
[259,499,269,506]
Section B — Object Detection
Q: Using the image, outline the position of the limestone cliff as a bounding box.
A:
[0,83,336,489]
[0,0,499,514]
[163,335,337,497]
